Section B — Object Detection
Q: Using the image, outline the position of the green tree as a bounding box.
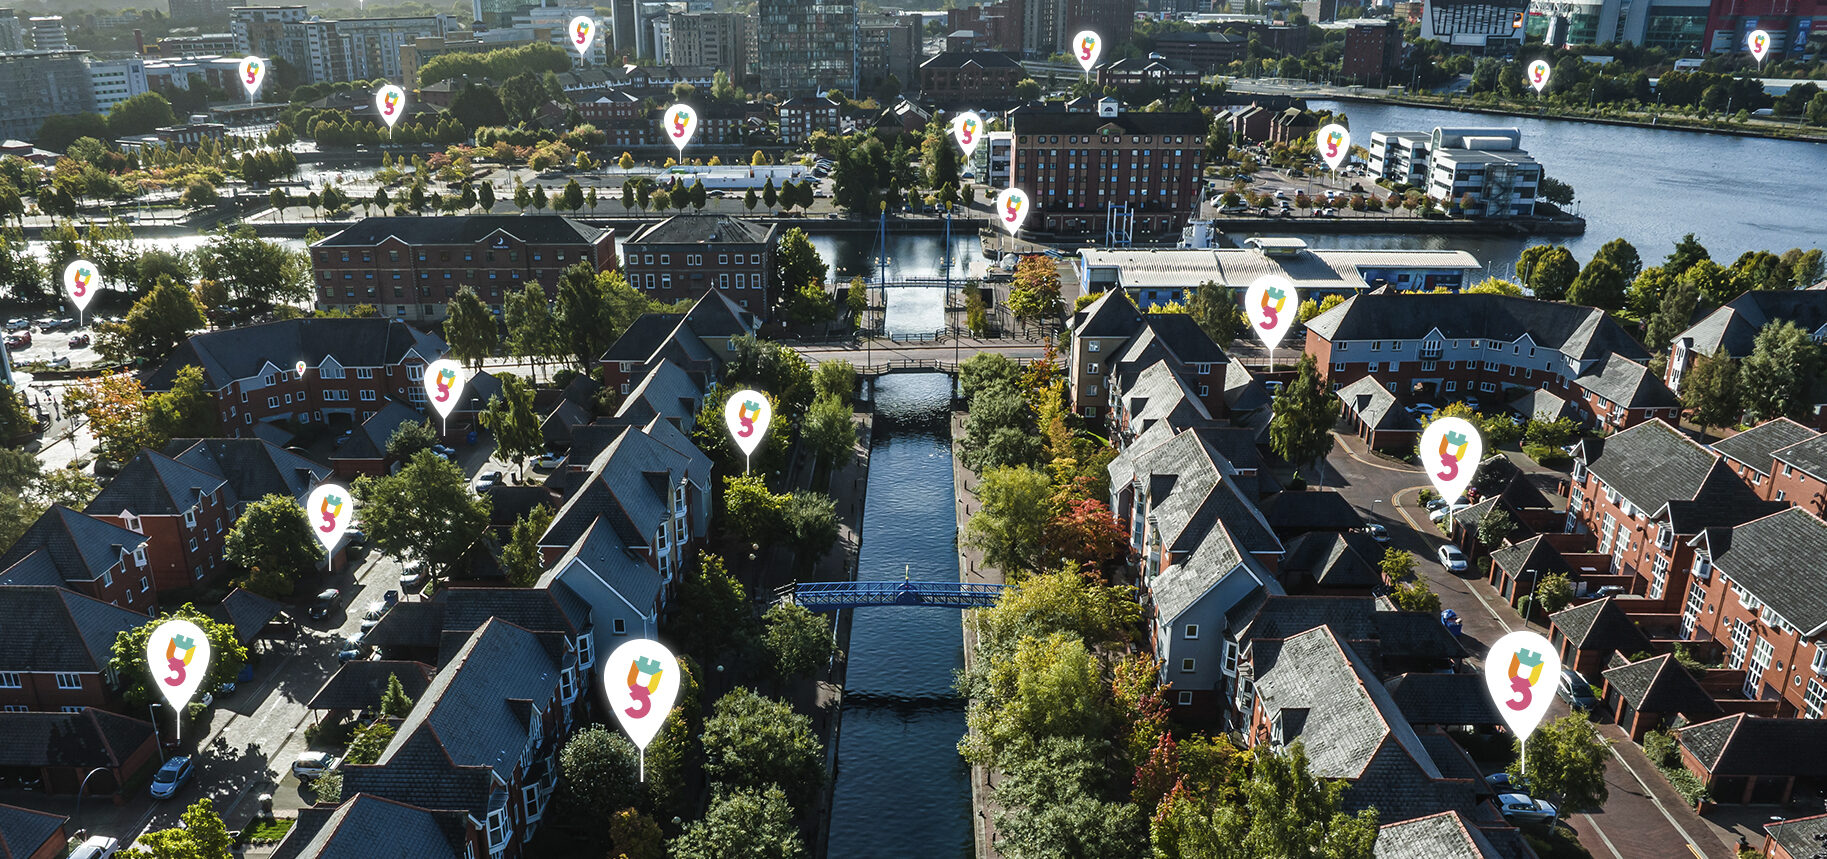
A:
[1008,256,1063,324]
[1592,237,1643,281]
[501,504,555,587]
[782,491,841,566]
[669,786,804,859]
[610,808,667,859]
[143,365,218,449]
[561,178,584,211]
[351,450,492,583]
[554,263,609,369]
[386,419,438,460]
[1188,281,1243,346]
[477,182,494,212]
[558,724,641,819]
[774,228,827,313]
[763,602,834,679]
[195,226,310,308]
[1740,321,1820,423]
[1681,353,1741,441]
[971,566,1140,664]
[380,673,415,717]
[1665,233,1710,276]
[110,607,247,710]
[1536,571,1575,616]
[964,465,1052,576]
[722,474,785,543]
[1465,277,1524,296]
[1268,354,1338,483]
[95,277,208,365]
[673,552,760,662]
[481,373,543,473]
[802,394,856,474]
[1380,547,1416,582]
[443,287,497,369]
[814,359,857,405]
[960,632,1107,766]
[1629,266,1678,326]
[1390,578,1442,613]
[701,687,824,808]
[1515,713,1611,825]
[504,281,557,371]
[1478,507,1517,548]
[119,798,234,859]
[1153,741,1378,859]
[1525,246,1579,301]
[959,352,1021,401]
[993,735,1147,859]
[345,721,395,765]
[108,92,178,136]
[1567,257,1628,310]
[961,383,1043,471]
[224,493,319,598]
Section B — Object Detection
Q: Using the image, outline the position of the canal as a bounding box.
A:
[824,371,973,859]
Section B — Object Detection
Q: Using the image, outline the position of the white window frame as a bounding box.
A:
[1184,624,1198,639]
[0,672,20,688]
[55,673,82,689]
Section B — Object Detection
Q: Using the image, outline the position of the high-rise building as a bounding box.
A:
[302,15,456,83]
[513,6,611,67]
[1,50,96,142]
[28,16,67,50]
[473,0,536,29]
[668,11,749,80]
[0,11,24,52]
[155,33,239,56]
[857,12,919,94]
[88,57,148,112]
[612,0,641,56]
[1340,19,1400,84]
[757,0,855,95]
[231,5,308,60]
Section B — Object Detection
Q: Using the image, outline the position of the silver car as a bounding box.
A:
[1498,793,1557,824]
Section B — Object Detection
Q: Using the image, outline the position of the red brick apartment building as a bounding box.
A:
[1685,507,1827,717]
[620,215,777,316]
[310,216,617,322]
[917,51,1025,107]
[1008,99,1206,237]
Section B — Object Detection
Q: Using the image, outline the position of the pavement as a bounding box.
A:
[1323,432,1739,859]
[951,412,1004,859]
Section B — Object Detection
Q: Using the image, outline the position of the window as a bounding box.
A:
[356,367,373,379]
[1177,690,1193,706]
[576,632,593,668]
[1087,363,1100,375]
[1366,362,1378,372]
[1650,555,1668,599]
[61,705,86,713]
[55,673,82,689]
[1333,362,1345,372]
[183,509,196,528]
[1371,341,1381,351]
[1729,620,1752,669]
[0,672,19,688]
[1806,679,1827,719]
[1087,341,1100,353]
[1337,342,1348,350]
[1181,658,1196,672]
[1184,624,1198,639]
[267,396,279,408]
[1445,380,1457,391]
[1222,639,1239,676]
[1746,637,1774,699]
[140,576,150,592]
[559,667,577,703]
[487,811,507,849]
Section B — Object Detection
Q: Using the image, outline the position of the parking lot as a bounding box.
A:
[5,317,102,371]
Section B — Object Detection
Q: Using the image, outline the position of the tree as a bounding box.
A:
[1380,547,1416,582]
[961,384,1043,471]
[964,465,1052,578]
[763,602,834,679]
[558,724,641,819]
[1153,741,1378,859]
[701,688,824,808]
[960,632,1107,765]
[1478,507,1517,548]
[224,494,319,598]
[444,288,497,369]
[119,798,234,859]
[1741,321,1821,423]
[504,281,556,371]
[1268,354,1338,483]
[108,92,178,137]
[95,277,208,365]
[477,182,494,213]
[481,373,543,473]
[501,505,555,587]
[380,673,415,717]
[531,184,548,211]
[37,113,111,153]
[1188,281,1243,346]
[674,552,760,662]
[1536,571,1574,616]
[802,394,856,474]
[180,179,220,210]
[669,786,805,859]
[774,228,827,311]
[144,364,217,445]
[1390,578,1442,613]
[1524,246,1579,301]
[782,491,841,565]
[611,808,667,859]
[386,419,438,460]
[992,735,1147,859]
[1465,277,1524,296]
[351,450,492,582]
[1008,256,1063,324]
[1538,176,1575,206]
[722,474,785,543]
[1567,257,1628,310]
[814,359,857,405]
[450,82,509,129]
[1593,237,1643,281]
[110,607,247,710]
[64,372,159,463]
[345,721,395,765]
[1040,498,1128,570]
[1516,713,1611,825]
[195,226,310,308]
[1665,233,1710,276]
[1681,353,1741,441]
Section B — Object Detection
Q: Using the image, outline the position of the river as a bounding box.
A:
[825,372,973,859]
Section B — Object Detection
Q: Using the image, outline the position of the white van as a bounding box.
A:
[71,836,121,859]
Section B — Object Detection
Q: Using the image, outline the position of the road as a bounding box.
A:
[1322,433,1736,859]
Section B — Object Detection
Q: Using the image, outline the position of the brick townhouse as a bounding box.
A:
[1684,507,1827,716]
[310,216,618,322]
[1008,99,1206,237]
[916,50,1025,107]
[0,506,151,609]
[620,215,778,315]
[1305,293,1681,429]
[1069,289,1229,418]
[1710,419,1827,518]
[144,317,448,436]
[0,585,151,714]
[1665,291,1827,420]
[598,290,758,395]
[777,95,842,145]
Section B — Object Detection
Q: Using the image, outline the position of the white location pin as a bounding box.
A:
[605,638,681,781]
[1244,275,1298,351]
[994,188,1029,235]
[1527,59,1551,93]
[1748,29,1771,62]
[1316,123,1350,171]
[663,104,697,154]
[569,16,596,57]
[724,388,772,469]
[424,358,466,421]
[239,56,265,98]
[1485,630,1561,755]
[294,360,307,377]
[145,618,211,740]
[952,111,986,159]
[62,259,100,313]
[1073,30,1102,72]
[374,84,406,129]
[1420,416,1483,505]
[305,482,354,557]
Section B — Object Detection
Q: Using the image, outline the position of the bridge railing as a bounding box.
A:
[782,579,1007,610]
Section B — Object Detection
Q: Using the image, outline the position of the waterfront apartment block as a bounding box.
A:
[758,0,855,95]
[1369,127,1542,217]
[917,50,1025,108]
[1665,291,1827,426]
[621,215,778,316]
[1008,99,1205,238]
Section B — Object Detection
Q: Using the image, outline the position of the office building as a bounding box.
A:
[301,15,456,83]
[0,11,24,52]
[1702,0,1821,57]
[945,1,1022,54]
[155,32,238,56]
[610,0,670,59]
[778,95,841,143]
[473,0,536,28]
[1419,0,1528,48]
[1,50,95,143]
[27,15,66,50]
[87,58,148,113]
[1153,25,1308,70]
[1340,19,1400,84]
[757,0,855,95]
[1370,127,1542,217]
[1078,239,1481,309]
[858,13,920,94]
[512,7,611,67]
[621,215,778,315]
[1008,98,1206,238]
[667,12,749,81]
[1303,0,1340,21]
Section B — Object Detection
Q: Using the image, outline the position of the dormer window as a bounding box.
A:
[576,632,594,668]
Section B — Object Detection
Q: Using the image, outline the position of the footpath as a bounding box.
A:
[950,412,1004,859]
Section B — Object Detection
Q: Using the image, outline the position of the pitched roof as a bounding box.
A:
[625,213,774,246]
[1773,432,1827,481]
[1573,353,1678,410]
[1708,418,1818,475]
[1549,597,1653,656]
[0,506,145,583]
[0,585,151,673]
[1674,290,1827,359]
[600,313,686,363]
[1583,419,1720,515]
[1258,490,1365,534]
[1118,360,1213,436]
[1336,375,1420,433]
[281,793,469,859]
[1600,654,1722,720]
[337,400,425,462]
[918,49,1024,70]
[1151,513,1276,625]
[1373,810,1504,859]
[214,587,287,645]
[543,517,662,619]
[164,437,330,505]
[1112,427,1281,561]
[1306,293,1649,363]
[1763,812,1827,859]
[1507,388,1582,424]
[307,661,437,712]
[1381,674,1504,726]
[1711,507,1827,634]
[314,215,605,248]
[0,802,66,859]
[1237,596,1463,666]
[1012,107,1207,135]
[1678,714,1827,777]
[1071,288,1145,339]
[1486,535,1572,582]
[381,619,561,782]
[145,317,445,390]
[0,709,154,769]
[1279,531,1384,591]
[613,360,701,428]
[542,423,707,550]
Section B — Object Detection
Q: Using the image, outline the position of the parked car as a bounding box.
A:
[1436,545,1468,572]
[474,470,502,491]
[308,588,341,620]
[68,333,90,348]
[1558,669,1599,709]
[69,835,120,859]
[1439,609,1462,635]
[431,444,456,461]
[333,429,355,448]
[291,751,339,779]
[1425,497,1449,512]
[1497,794,1557,825]
[1486,772,1522,793]
[1361,523,1390,543]
[1591,585,1626,598]
[1429,503,1472,524]
[3,318,25,331]
[149,756,194,799]
[1407,402,1438,416]
[48,356,70,368]
[534,452,565,470]
[400,560,427,589]
[362,600,391,621]
[5,332,29,349]
[336,632,370,663]
[1218,203,1250,214]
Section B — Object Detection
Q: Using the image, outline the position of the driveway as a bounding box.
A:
[1323,433,1734,859]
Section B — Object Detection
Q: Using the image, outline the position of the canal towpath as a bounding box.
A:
[951,411,1005,859]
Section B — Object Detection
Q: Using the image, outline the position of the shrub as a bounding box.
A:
[1662,766,1709,806]
[1643,730,1678,768]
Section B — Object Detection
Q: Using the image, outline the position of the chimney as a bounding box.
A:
[133,28,144,56]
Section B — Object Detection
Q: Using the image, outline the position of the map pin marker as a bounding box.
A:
[1316,123,1350,172]
[1420,416,1483,506]
[1485,630,1560,770]
[374,84,406,130]
[294,360,307,377]
[1073,30,1102,72]
[994,188,1029,235]
[1527,59,1551,94]
[664,104,697,155]
[424,358,466,423]
[724,388,772,471]
[1244,274,1298,352]
[570,16,596,57]
[146,618,212,741]
[1748,29,1770,63]
[62,259,100,314]
[239,56,265,99]
[605,638,681,782]
[305,482,354,557]
[952,111,985,159]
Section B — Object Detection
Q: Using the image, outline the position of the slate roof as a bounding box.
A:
[1711,507,1827,634]
[1306,293,1649,363]
[213,587,286,645]
[0,709,154,769]
[163,437,330,505]
[314,215,606,248]
[681,288,759,339]
[1773,432,1827,481]
[1508,388,1582,424]
[87,449,226,517]
[336,400,424,462]
[307,660,436,712]
[542,422,710,551]
[1662,473,1785,536]
[1573,353,1678,410]
[1236,596,1464,666]
[1258,490,1365,534]
[600,313,686,363]
[380,619,561,782]
[1109,426,1282,562]
[1013,107,1206,135]
[1584,418,1721,515]
[625,214,773,246]
[1279,531,1384,591]
[145,317,445,391]
[1140,313,1230,366]
[1549,597,1653,656]
[1152,513,1275,625]
[613,360,701,428]
[1709,418,1817,475]
[1674,290,1827,359]
[1486,535,1571,583]
[918,50,1024,70]
[0,585,151,673]
[365,587,585,662]
[278,793,469,859]
[1072,288,1146,339]
[1373,810,1504,859]
[1764,812,1827,859]
[337,728,496,821]
[0,802,66,859]
[1223,360,1273,421]
[1119,360,1213,436]
[1600,654,1722,720]
[1381,673,1504,727]
[542,517,663,619]
[0,506,145,584]
[1679,714,1827,777]
[1337,375,1421,433]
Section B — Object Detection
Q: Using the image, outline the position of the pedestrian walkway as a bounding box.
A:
[950,412,1004,859]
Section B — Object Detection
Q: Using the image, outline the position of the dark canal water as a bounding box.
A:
[825,372,973,859]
